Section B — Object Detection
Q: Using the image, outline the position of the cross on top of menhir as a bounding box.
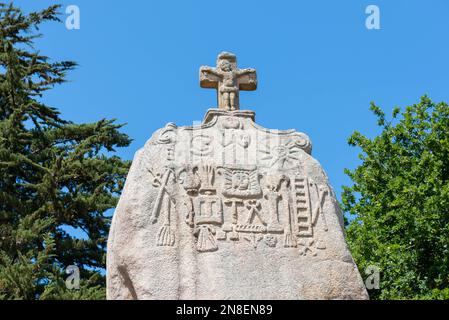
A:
[200,52,257,111]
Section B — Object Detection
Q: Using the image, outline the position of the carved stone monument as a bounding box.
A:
[106,52,369,300]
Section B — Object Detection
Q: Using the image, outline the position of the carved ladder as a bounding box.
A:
[293,176,313,237]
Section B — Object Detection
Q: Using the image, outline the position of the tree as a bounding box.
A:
[342,96,449,299]
[0,3,131,299]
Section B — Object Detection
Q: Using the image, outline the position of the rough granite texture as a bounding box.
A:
[106,53,369,300]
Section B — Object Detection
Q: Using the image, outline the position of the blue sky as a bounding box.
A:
[18,0,449,214]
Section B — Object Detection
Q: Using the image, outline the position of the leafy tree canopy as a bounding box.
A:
[343,96,449,299]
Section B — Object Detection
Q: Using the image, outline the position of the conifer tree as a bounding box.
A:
[0,3,131,299]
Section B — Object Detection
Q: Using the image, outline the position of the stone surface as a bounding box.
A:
[106,53,369,300]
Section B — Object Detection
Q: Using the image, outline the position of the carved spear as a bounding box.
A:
[149,168,173,224]
[313,183,329,232]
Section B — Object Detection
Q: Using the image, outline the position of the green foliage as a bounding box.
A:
[0,3,131,299]
[343,96,449,299]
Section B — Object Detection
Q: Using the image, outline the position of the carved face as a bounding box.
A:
[232,172,250,191]
[240,134,250,148]
[219,60,232,72]
[259,139,302,169]
[273,145,288,158]
[221,167,262,198]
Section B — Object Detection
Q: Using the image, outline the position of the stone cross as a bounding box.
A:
[200,52,257,111]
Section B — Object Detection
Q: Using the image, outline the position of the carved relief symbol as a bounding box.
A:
[156,123,177,144]
[179,164,223,225]
[245,200,265,225]
[195,164,223,226]
[219,165,261,198]
[264,235,278,248]
[191,134,213,157]
[199,164,215,194]
[291,174,330,238]
[148,167,177,247]
[244,233,263,249]
[218,166,262,231]
[179,164,223,252]
[298,238,326,256]
[298,239,317,256]
[221,129,250,147]
[259,138,301,169]
[220,116,251,164]
[292,175,313,237]
[195,194,223,225]
[221,131,251,164]
[285,173,330,252]
[221,131,251,149]
[312,183,329,232]
[224,199,244,225]
[178,165,201,227]
[152,122,177,161]
[195,225,218,252]
[179,165,201,194]
[263,173,288,233]
[284,200,297,248]
[222,116,242,130]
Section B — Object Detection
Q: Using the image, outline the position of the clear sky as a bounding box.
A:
[18,0,449,211]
